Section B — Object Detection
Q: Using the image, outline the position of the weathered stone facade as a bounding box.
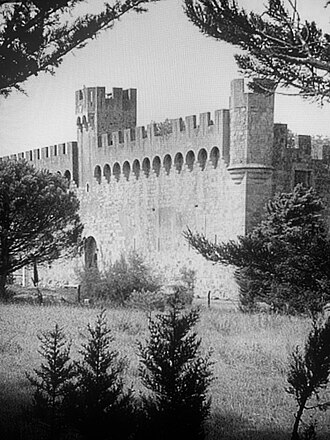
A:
[2,79,330,296]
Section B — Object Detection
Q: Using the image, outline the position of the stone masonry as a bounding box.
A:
[2,79,330,296]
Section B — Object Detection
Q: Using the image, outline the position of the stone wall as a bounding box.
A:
[4,78,330,299]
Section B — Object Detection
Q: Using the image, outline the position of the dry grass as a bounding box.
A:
[0,303,329,439]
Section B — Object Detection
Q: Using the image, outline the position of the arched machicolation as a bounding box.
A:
[84,147,221,190]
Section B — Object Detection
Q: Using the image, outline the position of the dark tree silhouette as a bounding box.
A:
[184,185,330,313]
[184,0,330,103]
[138,293,213,439]
[0,159,83,299]
[0,0,157,96]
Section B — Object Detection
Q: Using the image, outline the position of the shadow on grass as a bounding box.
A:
[206,408,330,440]
[1,406,291,440]
[206,408,290,440]
[1,397,330,440]
[0,380,34,440]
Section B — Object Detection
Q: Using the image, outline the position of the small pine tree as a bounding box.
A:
[27,324,75,440]
[286,316,330,440]
[70,309,134,440]
[138,294,213,440]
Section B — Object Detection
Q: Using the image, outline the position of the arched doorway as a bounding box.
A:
[84,236,98,269]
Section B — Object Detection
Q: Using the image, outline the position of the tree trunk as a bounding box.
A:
[32,260,43,305]
[291,396,308,440]
[0,272,8,301]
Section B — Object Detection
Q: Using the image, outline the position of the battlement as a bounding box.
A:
[2,141,76,160]
[1,141,79,184]
[230,78,275,108]
[2,79,325,192]
[3,78,330,280]
[75,86,137,135]
[75,86,136,115]
[97,109,228,148]
[74,107,231,189]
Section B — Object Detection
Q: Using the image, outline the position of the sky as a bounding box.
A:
[0,0,329,156]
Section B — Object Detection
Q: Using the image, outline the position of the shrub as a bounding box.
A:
[179,265,196,293]
[137,293,213,440]
[286,316,330,440]
[127,289,168,311]
[77,251,162,304]
[104,251,161,304]
[127,284,194,312]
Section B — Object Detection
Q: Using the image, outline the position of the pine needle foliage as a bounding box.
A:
[69,309,134,440]
[0,159,83,300]
[138,293,213,440]
[0,0,159,96]
[185,185,330,314]
[184,0,330,104]
[286,316,330,440]
[26,324,75,440]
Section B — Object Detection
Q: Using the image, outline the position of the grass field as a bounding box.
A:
[0,303,329,439]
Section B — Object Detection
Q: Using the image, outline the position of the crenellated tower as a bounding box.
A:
[3,78,329,293]
[75,86,137,187]
[228,78,275,232]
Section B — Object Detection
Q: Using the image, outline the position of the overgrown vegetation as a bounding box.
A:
[185,185,330,314]
[78,251,161,304]
[78,251,195,308]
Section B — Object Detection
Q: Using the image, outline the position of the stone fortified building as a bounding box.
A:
[3,79,330,293]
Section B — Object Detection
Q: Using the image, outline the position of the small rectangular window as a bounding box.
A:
[294,170,312,187]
